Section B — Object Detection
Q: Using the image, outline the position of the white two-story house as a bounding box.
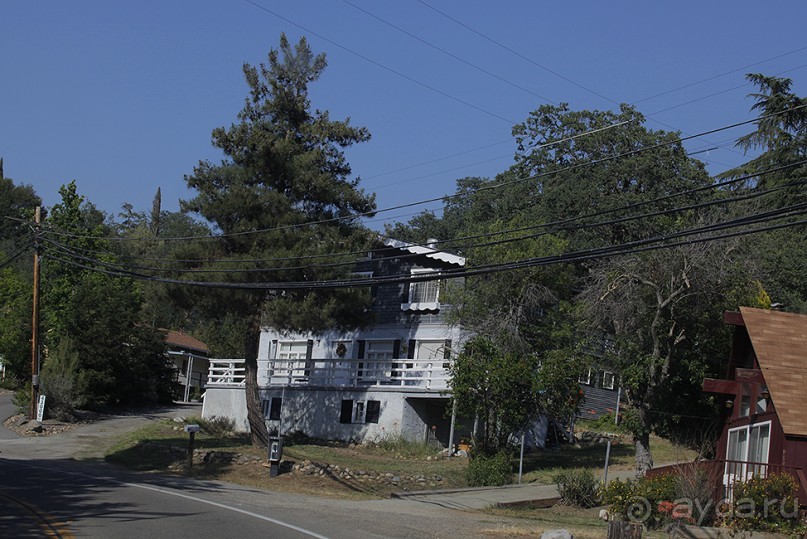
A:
[202,238,467,447]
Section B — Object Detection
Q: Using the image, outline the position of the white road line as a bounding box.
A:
[8,460,330,539]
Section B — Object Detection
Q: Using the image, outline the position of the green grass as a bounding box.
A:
[520,434,696,485]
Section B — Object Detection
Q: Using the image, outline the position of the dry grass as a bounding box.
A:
[105,419,467,499]
[481,505,669,538]
[105,418,697,503]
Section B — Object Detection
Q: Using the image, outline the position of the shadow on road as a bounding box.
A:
[0,455,235,537]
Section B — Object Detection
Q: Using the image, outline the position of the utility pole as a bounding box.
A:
[30,206,41,420]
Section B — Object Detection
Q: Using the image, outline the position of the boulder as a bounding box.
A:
[24,421,43,433]
[540,530,573,539]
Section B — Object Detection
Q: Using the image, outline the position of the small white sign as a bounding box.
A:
[36,395,46,422]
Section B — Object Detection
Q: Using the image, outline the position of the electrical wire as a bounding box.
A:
[413,0,617,106]
[339,0,558,106]
[0,240,34,269]
[39,174,807,276]
[43,204,807,290]
[40,105,807,245]
[38,159,807,270]
[242,0,516,124]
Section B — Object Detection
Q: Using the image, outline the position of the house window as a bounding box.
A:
[601,371,615,390]
[578,369,591,385]
[365,341,395,360]
[278,342,308,361]
[725,421,771,489]
[277,341,309,378]
[416,340,445,360]
[403,269,440,310]
[339,399,381,424]
[755,396,767,414]
[739,387,751,418]
[269,397,282,421]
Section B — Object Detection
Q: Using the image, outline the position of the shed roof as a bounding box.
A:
[162,329,210,355]
[740,306,807,437]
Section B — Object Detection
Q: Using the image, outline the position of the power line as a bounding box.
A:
[633,45,807,105]
[414,0,616,106]
[242,0,516,124]
[41,172,807,276]
[410,3,807,165]
[44,204,807,290]
[42,106,807,245]
[0,240,34,269]
[339,0,558,105]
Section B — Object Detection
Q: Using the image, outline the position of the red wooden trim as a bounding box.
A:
[797,469,807,506]
[703,378,740,394]
[735,368,764,383]
[723,310,745,326]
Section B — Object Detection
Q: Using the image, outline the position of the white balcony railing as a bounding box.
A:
[267,357,451,390]
[206,357,453,390]
[207,359,246,386]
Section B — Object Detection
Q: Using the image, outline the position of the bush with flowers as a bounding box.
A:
[721,473,806,535]
[600,473,678,529]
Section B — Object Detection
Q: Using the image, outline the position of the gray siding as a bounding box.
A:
[579,385,621,420]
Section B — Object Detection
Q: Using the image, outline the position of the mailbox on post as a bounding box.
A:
[268,435,283,477]
[184,424,200,468]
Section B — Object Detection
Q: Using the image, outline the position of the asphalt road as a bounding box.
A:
[0,394,522,538]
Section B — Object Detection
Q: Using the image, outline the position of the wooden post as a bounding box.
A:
[29,206,41,420]
[607,521,643,539]
[187,431,195,469]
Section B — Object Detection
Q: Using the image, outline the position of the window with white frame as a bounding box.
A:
[578,369,591,385]
[276,341,308,376]
[362,340,394,380]
[725,421,771,487]
[403,269,440,310]
[365,340,394,360]
[601,371,616,390]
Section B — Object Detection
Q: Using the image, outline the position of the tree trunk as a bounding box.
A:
[244,314,269,448]
[634,431,653,477]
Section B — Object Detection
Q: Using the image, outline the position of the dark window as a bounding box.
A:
[269,397,282,421]
[340,399,354,423]
[366,400,380,423]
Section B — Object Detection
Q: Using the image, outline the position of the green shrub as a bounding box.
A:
[601,473,679,529]
[0,379,21,391]
[40,338,82,421]
[554,468,601,508]
[466,451,513,487]
[725,473,805,534]
[12,383,31,416]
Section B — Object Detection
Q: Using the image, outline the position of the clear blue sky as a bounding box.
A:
[2,1,806,230]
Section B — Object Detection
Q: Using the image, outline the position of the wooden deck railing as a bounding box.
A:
[648,459,807,506]
[719,459,806,503]
[205,357,453,390]
[206,359,246,386]
[266,357,452,390]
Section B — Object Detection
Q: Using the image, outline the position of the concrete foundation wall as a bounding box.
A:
[261,387,449,444]
[202,387,249,432]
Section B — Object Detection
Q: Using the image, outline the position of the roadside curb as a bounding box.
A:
[391,481,557,499]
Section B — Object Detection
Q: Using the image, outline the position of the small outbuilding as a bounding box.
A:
[163,330,210,402]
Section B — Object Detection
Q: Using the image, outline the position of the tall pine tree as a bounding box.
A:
[182,35,376,446]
